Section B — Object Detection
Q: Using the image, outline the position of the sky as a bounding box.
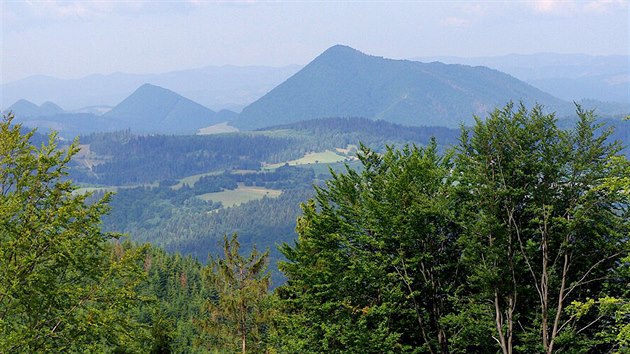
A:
[1,0,629,84]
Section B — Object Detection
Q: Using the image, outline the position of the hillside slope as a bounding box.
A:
[235,45,567,129]
[104,84,220,134]
[415,53,629,104]
[1,65,300,112]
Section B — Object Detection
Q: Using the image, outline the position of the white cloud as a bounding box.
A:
[529,0,627,14]
[23,0,149,19]
[584,0,628,13]
[533,0,562,13]
[441,16,470,28]
[531,0,578,14]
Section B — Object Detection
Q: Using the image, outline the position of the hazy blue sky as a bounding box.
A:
[2,0,628,83]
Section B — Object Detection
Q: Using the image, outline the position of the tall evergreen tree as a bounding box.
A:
[197,234,271,354]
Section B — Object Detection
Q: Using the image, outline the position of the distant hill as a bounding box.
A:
[215,109,239,122]
[12,113,123,137]
[103,84,221,134]
[235,45,567,130]
[5,99,65,117]
[6,85,238,137]
[1,65,301,112]
[414,53,629,104]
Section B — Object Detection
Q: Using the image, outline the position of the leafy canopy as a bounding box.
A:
[0,114,147,352]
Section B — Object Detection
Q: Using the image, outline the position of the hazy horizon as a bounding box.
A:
[4,51,630,84]
[2,1,628,84]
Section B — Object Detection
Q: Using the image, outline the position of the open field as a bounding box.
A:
[197,184,282,207]
[263,150,348,170]
[197,122,239,135]
[172,171,223,190]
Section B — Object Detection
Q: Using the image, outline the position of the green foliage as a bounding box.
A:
[455,103,629,353]
[277,141,463,353]
[197,234,272,354]
[72,132,296,185]
[276,103,629,353]
[0,114,148,352]
[133,244,212,353]
[98,184,221,234]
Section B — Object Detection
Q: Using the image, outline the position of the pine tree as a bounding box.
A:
[198,234,271,354]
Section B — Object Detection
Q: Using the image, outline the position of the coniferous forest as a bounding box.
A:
[1,103,629,353]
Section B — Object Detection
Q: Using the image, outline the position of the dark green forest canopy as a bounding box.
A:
[65,112,630,292]
[1,104,629,353]
[69,118,463,187]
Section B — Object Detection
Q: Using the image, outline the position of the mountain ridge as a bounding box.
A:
[413,53,629,103]
[235,45,568,129]
[5,99,65,117]
[2,65,301,112]
[4,84,238,137]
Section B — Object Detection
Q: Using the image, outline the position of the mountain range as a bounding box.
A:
[415,53,629,104]
[6,84,229,136]
[1,65,301,112]
[3,45,629,136]
[6,99,65,117]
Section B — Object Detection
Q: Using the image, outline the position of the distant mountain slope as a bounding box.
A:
[235,45,567,130]
[1,65,301,112]
[262,116,461,148]
[5,99,65,117]
[103,84,220,134]
[414,53,629,104]
[4,85,238,137]
[12,113,122,137]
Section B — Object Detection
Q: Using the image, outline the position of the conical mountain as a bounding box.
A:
[39,101,65,116]
[104,83,219,134]
[235,45,567,129]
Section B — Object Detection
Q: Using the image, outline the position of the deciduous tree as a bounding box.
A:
[278,142,463,353]
[0,114,148,352]
[455,103,629,353]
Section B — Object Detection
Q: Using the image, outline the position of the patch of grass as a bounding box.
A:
[197,122,239,135]
[264,150,347,170]
[172,171,223,190]
[197,184,282,208]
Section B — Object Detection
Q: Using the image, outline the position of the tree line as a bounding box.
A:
[1,104,628,353]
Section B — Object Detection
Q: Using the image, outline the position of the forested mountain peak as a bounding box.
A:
[234,45,568,130]
[40,101,65,115]
[104,83,220,134]
[315,44,367,60]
